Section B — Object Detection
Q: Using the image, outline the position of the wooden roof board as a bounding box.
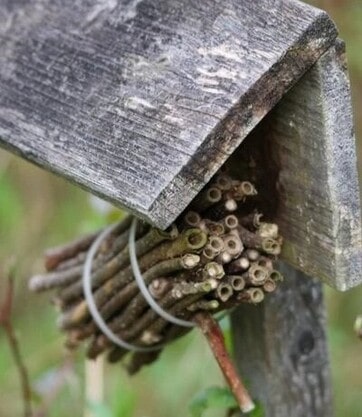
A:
[0,0,338,228]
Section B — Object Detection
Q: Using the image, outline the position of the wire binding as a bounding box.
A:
[82,218,230,351]
[82,223,164,352]
[129,218,195,328]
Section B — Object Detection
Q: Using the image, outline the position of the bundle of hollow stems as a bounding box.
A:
[29,173,283,412]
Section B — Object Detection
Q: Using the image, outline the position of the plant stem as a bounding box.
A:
[194,312,255,414]
[0,277,33,417]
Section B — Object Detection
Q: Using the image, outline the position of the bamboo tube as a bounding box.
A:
[228,257,250,274]
[214,174,233,191]
[257,222,279,239]
[215,282,233,302]
[238,288,265,304]
[223,235,243,257]
[257,256,273,270]
[203,262,225,280]
[191,187,222,212]
[203,220,224,236]
[224,214,239,231]
[227,275,245,291]
[183,211,202,228]
[245,249,260,261]
[188,299,220,312]
[244,264,269,286]
[263,278,277,293]
[269,270,284,282]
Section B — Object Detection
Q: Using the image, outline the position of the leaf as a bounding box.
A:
[249,401,265,417]
[188,386,238,417]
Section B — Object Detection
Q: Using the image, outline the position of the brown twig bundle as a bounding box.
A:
[29,174,283,375]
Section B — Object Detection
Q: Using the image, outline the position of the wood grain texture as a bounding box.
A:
[0,0,337,228]
[268,40,362,290]
[231,263,333,417]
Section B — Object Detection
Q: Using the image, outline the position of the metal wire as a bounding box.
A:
[129,218,195,328]
[82,223,163,352]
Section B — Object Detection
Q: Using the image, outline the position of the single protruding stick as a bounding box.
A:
[45,216,133,271]
[194,312,255,414]
[44,231,101,271]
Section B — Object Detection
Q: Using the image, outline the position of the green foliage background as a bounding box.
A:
[1,1,362,416]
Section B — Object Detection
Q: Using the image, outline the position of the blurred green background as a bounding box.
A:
[1,1,362,416]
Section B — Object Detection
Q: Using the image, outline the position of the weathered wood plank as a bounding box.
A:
[231,263,333,417]
[268,41,362,290]
[0,0,337,228]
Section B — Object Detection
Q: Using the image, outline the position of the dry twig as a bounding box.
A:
[194,312,255,413]
[0,274,33,417]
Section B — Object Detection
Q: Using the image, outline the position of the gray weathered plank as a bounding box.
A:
[268,40,362,290]
[231,263,333,417]
[0,0,337,228]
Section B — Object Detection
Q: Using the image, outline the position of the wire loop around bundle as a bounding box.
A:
[82,218,233,351]
[82,223,164,352]
[82,218,196,352]
[129,218,195,328]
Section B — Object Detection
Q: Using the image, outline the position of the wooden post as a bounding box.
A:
[231,263,333,417]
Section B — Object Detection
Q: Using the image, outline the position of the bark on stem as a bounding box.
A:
[44,230,101,271]
[193,312,255,414]
[44,216,133,271]
[58,228,204,304]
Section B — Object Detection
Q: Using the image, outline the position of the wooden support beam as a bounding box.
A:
[231,264,333,417]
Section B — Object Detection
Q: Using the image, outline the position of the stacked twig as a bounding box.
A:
[29,174,283,376]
